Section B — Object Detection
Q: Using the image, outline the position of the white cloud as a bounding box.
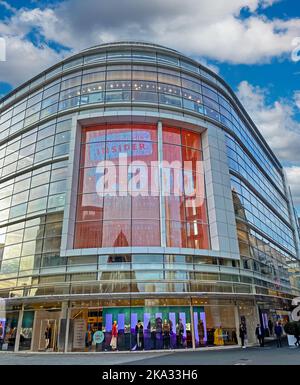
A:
[17,0,300,64]
[0,1,16,13]
[295,91,300,109]
[0,0,300,87]
[0,36,64,87]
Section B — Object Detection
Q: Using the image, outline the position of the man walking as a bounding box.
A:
[274,322,283,348]
[294,329,300,347]
[255,324,265,347]
[239,323,247,349]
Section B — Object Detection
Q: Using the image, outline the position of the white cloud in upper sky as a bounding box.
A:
[294,91,300,109]
[0,0,300,86]
[0,35,63,86]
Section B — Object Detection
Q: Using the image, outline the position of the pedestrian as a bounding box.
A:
[255,324,265,347]
[239,323,247,349]
[294,329,300,347]
[268,319,274,337]
[274,322,283,348]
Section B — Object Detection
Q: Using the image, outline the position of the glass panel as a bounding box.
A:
[82,71,105,84]
[132,220,160,246]
[181,130,200,149]
[159,94,182,108]
[76,194,103,221]
[166,221,187,247]
[102,221,131,247]
[162,126,181,145]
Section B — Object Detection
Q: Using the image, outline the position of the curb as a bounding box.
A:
[0,344,257,355]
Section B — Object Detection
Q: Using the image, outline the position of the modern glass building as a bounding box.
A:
[0,42,299,352]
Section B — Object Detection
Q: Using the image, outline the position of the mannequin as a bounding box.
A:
[110,321,118,351]
[0,321,3,339]
[176,319,184,348]
[163,319,171,349]
[45,323,52,350]
[85,327,93,351]
[136,320,144,350]
[214,325,224,346]
[198,320,205,346]
[0,321,3,350]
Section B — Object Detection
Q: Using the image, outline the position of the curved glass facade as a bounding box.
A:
[0,42,299,352]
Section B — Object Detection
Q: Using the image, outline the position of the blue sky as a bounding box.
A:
[0,0,299,212]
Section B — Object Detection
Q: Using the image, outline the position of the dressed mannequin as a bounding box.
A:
[214,325,224,346]
[0,321,3,350]
[163,319,171,349]
[45,323,52,350]
[135,320,144,350]
[155,317,163,350]
[150,320,156,349]
[85,327,93,351]
[176,319,184,348]
[110,321,118,351]
[197,320,205,346]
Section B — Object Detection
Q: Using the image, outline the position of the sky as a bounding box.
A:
[0,0,299,213]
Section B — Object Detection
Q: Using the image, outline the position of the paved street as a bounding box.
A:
[0,340,299,365]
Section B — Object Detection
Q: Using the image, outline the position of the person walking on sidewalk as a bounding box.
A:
[239,323,247,349]
[294,329,300,347]
[255,324,265,347]
[274,322,283,348]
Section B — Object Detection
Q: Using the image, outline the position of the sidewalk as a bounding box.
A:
[0,343,254,355]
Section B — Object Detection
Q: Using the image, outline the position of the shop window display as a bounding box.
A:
[0,312,19,351]
[18,311,34,351]
[68,306,193,352]
[67,303,241,352]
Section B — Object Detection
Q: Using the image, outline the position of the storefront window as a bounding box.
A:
[195,305,238,347]
[1,311,19,351]
[67,301,245,352]
[19,311,34,351]
[68,305,193,352]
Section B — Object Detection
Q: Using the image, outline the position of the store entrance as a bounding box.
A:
[38,319,57,351]
[69,308,104,352]
[31,310,61,352]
